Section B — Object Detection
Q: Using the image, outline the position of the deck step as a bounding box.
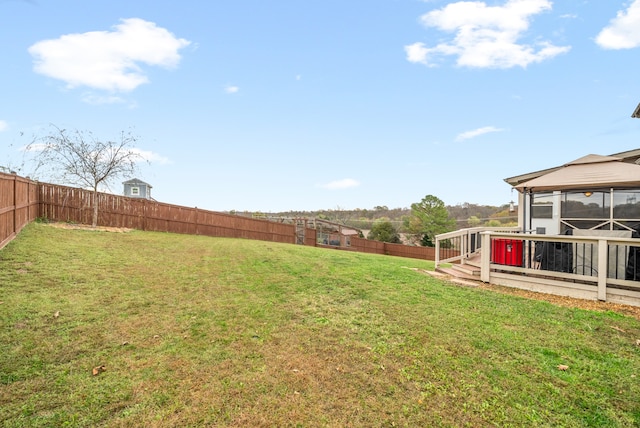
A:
[451,263,481,277]
[434,253,483,283]
[435,265,481,282]
[464,254,482,268]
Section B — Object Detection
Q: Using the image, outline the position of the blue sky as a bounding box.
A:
[1,0,640,212]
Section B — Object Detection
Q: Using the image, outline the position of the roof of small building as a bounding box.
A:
[122,178,152,188]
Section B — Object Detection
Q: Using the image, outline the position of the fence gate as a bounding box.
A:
[295,219,306,245]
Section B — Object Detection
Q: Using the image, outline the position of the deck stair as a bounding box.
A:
[435,254,482,282]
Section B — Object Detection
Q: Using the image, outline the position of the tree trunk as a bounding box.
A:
[92,189,99,227]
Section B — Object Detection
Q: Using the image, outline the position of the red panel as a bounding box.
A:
[491,239,523,267]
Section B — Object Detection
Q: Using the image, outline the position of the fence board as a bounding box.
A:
[0,173,38,249]
[351,236,386,254]
[305,228,317,246]
[351,236,438,260]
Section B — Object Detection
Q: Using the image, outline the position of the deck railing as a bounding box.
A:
[436,227,640,306]
[477,231,640,306]
[435,226,520,268]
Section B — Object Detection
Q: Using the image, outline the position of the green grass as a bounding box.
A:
[1,223,640,427]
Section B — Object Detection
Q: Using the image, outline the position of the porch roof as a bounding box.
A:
[504,148,640,188]
[513,154,640,192]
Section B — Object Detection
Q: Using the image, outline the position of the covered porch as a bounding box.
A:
[435,149,640,307]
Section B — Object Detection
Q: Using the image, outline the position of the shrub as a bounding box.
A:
[367,220,401,243]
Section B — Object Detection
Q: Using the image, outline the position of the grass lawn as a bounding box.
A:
[1,222,640,427]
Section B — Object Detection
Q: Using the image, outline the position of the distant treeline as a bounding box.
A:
[236,202,517,232]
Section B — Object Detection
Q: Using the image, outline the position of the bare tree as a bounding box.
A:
[27,125,146,227]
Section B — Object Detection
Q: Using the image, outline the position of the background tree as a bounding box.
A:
[367,220,401,243]
[404,194,456,247]
[27,125,145,227]
[467,215,482,227]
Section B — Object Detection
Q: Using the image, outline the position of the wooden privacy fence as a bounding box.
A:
[350,236,449,261]
[38,183,296,244]
[1,173,441,261]
[0,172,39,249]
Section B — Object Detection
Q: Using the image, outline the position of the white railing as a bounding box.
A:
[435,226,520,268]
[476,231,640,307]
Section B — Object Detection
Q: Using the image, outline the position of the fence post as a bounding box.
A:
[142,199,147,231]
[27,179,31,222]
[195,207,199,235]
[12,174,17,238]
[37,183,42,219]
[597,238,608,301]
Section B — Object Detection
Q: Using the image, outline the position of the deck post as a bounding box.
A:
[597,239,608,301]
[460,230,467,266]
[480,232,491,283]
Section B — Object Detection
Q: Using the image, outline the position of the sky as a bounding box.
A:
[1,0,640,213]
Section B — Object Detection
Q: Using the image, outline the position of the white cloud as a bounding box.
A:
[21,142,49,152]
[130,148,171,165]
[405,43,431,65]
[595,0,640,49]
[81,93,139,109]
[455,126,504,142]
[405,0,570,68]
[28,18,191,92]
[319,178,360,190]
[81,93,128,105]
[224,85,239,94]
[0,120,7,132]
[21,142,168,164]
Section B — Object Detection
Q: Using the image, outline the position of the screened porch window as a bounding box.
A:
[561,191,609,218]
[558,189,640,232]
[531,192,553,219]
[613,190,640,219]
